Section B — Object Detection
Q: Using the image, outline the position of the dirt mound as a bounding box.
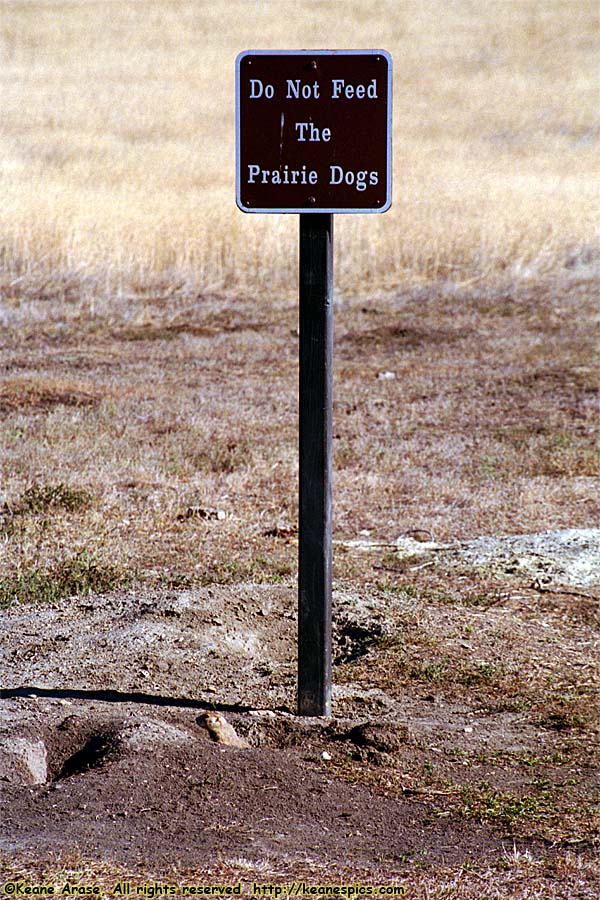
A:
[1,576,598,879]
[1,710,505,874]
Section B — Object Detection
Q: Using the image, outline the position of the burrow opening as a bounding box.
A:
[54,729,121,781]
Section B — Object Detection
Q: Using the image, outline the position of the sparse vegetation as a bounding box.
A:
[0,0,598,893]
[0,551,132,608]
[5,482,93,516]
[458,782,559,830]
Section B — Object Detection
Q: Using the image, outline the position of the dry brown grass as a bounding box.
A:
[0,278,597,588]
[0,376,105,413]
[0,1,598,891]
[1,848,599,899]
[0,0,598,304]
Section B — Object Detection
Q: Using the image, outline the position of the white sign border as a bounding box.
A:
[235,49,393,214]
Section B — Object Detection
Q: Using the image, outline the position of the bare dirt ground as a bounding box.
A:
[0,273,599,896]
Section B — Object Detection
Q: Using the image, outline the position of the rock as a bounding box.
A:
[119,718,193,751]
[178,506,226,521]
[263,525,297,539]
[248,709,276,719]
[0,736,48,785]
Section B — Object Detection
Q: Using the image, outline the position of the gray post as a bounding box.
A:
[298,213,333,717]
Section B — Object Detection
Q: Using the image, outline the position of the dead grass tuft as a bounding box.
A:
[4,482,94,517]
[0,377,105,413]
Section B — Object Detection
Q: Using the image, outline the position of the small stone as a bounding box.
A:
[464,726,474,734]
[178,506,226,521]
[0,737,48,785]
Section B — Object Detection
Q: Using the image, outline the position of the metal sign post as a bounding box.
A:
[235,49,392,716]
[298,213,333,715]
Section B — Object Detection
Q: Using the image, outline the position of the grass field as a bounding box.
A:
[0,0,598,303]
[0,1,599,895]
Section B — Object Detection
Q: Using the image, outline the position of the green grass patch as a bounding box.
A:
[0,550,132,608]
[153,554,294,590]
[6,482,94,516]
[458,782,559,829]
[407,657,501,687]
[200,555,294,585]
[378,585,501,609]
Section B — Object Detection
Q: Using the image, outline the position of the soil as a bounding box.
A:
[1,534,599,881]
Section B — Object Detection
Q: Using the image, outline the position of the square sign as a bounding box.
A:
[236,50,392,214]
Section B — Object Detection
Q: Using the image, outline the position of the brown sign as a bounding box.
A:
[236,50,392,213]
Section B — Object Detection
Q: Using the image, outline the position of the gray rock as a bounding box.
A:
[119,718,193,751]
[0,736,48,785]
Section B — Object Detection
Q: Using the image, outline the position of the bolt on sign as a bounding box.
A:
[236,50,392,213]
